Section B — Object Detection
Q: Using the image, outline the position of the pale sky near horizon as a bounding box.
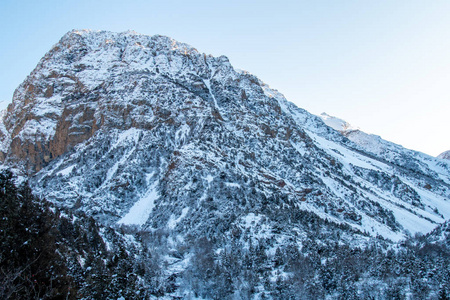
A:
[0,0,449,156]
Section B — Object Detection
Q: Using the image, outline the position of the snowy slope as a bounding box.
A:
[318,113,450,186]
[0,30,449,245]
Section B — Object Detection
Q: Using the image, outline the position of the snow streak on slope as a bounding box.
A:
[118,180,159,226]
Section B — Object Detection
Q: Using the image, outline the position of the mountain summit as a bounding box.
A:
[438,150,450,160]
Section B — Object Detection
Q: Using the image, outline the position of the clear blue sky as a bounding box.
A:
[1,0,449,156]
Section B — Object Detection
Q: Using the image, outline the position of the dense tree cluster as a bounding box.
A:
[171,231,450,299]
[0,170,75,299]
[0,170,145,299]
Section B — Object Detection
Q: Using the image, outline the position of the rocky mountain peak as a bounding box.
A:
[438,150,450,160]
[0,29,238,173]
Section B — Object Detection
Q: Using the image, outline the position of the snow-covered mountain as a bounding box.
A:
[2,29,450,298]
[1,29,449,243]
[438,150,450,160]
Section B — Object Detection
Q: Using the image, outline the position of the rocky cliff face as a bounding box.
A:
[1,30,450,244]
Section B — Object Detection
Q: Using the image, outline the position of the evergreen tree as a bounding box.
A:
[0,170,76,299]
